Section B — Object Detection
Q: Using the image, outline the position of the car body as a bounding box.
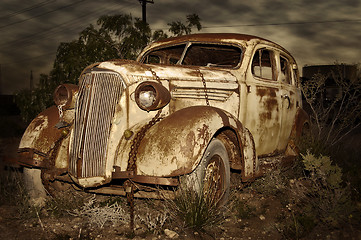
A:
[17,33,308,200]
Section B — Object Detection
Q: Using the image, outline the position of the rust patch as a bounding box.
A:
[31,117,46,130]
[264,98,278,112]
[185,68,201,77]
[180,131,196,159]
[259,97,278,121]
[260,112,272,120]
[256,87,277,98]
[197,124,210,142]
[169,164,194,177]
[194,123,211,161]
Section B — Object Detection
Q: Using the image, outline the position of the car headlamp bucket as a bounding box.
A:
[135,81,171,111]
[53,84,79,109]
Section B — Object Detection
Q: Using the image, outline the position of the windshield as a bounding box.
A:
[142,43,242,68]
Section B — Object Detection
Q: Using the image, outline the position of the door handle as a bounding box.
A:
[282,94,290,109]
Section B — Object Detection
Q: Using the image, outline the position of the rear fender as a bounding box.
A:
[135,106,259,181]
[285,107,309,156]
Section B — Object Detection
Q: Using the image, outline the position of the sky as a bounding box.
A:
[0,0,360,95]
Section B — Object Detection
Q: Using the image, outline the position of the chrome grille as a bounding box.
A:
[70,71,124,178]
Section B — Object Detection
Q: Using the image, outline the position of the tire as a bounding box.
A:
[184,138,231,205]
[23,168,47,207]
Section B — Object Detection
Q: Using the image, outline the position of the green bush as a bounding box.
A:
[166,182,224,231]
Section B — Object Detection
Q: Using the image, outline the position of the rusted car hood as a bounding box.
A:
[96,61,238,86]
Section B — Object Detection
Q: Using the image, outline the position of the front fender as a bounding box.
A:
[18,106,73,168]
[135,106,258,180]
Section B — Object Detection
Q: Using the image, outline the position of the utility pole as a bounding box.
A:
[30,70,34,91]
[139,0,154,23]
[0,64,2,95]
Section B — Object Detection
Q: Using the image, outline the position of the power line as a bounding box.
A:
[0,1,140,65]
[0,0,85,30]
[2,51,57,66]
[203,18,361,29]
[0,0,55,20]
[0,1,138,49]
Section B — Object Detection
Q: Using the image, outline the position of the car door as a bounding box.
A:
[277,53,300,150]
[245,47,283,155]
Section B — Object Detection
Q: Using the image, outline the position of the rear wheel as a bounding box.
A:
[185,138,231,205]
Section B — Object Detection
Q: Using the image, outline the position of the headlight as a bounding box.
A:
[53,84,79,109]
[135,81,171,111]
[138,86,156,108]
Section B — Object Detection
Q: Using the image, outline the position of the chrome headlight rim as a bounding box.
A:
[135,81,171,111]
[53,84,79,109]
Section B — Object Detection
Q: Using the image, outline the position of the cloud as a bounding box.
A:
[0,0,360,94]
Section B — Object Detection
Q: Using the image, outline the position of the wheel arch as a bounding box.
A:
[135,106,259,181]
[17,106,71,169]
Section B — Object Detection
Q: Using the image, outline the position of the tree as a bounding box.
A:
[167,14,202,36]
[16,14,202,123]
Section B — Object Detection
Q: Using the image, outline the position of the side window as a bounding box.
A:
[251,49,275,80]
[145,55,161,64]
[280,55,291,84]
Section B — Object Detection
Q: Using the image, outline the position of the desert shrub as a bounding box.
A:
[71,195,129,228]
[301,64,361,149]
[137,208,168,235]
[45,190,87,218]
[276,211,316,240]
[166,182,225,231]
[0,167,38,218]
[290,152,353,228]
[300,64,361,200]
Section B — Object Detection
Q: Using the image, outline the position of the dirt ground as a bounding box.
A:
[0,138,360,240]
[0,188,359,240]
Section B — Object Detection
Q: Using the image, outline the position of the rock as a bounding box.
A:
[259,215,265,221]
[164,229,179,239]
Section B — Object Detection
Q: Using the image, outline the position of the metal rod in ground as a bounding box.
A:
[126,182,135,233]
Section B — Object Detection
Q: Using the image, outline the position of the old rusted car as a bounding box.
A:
[17,33,308,205]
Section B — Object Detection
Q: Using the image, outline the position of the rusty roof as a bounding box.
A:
[153,33,274,44]
[139,33,295,63]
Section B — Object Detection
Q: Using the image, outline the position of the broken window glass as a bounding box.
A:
[142,43,242,68]
[280,55,291,84]
[143,44,186,65]
[252,49,275,80]
[182,44,242,68]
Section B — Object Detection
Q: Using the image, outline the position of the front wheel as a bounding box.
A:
[185,138,231,205]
